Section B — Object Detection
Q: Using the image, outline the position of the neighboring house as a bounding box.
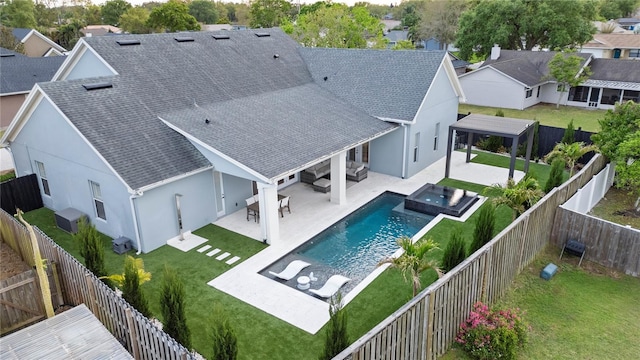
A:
[82,25,122,37]
[566,58,640,108]
[580,33,640,58]
[384,29,409,48]
[12,28,66,57]
[593,21,631,34]
[616,17,640,31]
[381,19,401,31]
[202,24,233,31]
[459,47,592,110]
[0,29,464,253]
[0,48,65,129]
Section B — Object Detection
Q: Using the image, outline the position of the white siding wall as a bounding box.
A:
[459,68,527,109]
[63,47,115,80]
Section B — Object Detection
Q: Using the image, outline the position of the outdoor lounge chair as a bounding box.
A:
[309,275,351,298]
[269,260,311,281]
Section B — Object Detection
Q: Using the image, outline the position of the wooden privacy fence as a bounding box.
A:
[0,270,45,335]
[336,154,607,360]
[0,210,194,360]
[551,208,640,277]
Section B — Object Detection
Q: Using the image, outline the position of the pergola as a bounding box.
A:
[445,114,537,180]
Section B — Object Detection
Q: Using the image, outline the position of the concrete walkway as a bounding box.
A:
[208,152,524,334]
[0,148,14,174]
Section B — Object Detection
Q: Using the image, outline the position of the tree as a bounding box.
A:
[592,101,640,210]
[455,0,597,60]
[319,294,349,360]
[469,203,495,254]
[101,0,132,26]
[1,0,37,28]
[392,39,415,50]
[485,177,545,221]
[379,236,439,297]
[147,0,201,32]
[598,0,640,19]
[107,256,153,317]
[548,50,592,108]
[34,2,57,28]
[54,19,83,50]
[284,4,386,49]
[74,217,108,283]
[120,7,151,34]
[416,0,466,50]
[250,0,290,28]
[189,0,218,24]
[441,231,467,273]
[562,119,576,144]
[84,4,104,25]
[544,158,565,193]
[211,304,238,360]
[544,142,598,177]
[160,265,191,349]
[0,26,25,54]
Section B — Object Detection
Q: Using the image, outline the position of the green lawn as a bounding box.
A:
[458,103,605,133]
[20,151,559,359]
[441,247,640,359]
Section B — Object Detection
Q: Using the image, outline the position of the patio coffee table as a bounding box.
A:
[297,276,310,290]
[312,178,331,193]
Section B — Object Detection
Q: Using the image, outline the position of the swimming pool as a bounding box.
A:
[260,192,433,295]
[405,183,479,217]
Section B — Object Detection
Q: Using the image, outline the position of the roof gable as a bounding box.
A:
[0,55,65,94]
[582,33,640,49]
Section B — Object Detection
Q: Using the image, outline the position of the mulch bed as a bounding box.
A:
[0,241,31,281]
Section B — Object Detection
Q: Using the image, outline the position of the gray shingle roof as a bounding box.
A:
[0,47,22,57]
[589,58,640,83]
[11,28,31,41]
[1,55,65,94]
[39,29,399,189]
[299,48,447,121]
[481,50,591,87]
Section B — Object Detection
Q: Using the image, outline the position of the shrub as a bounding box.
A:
[562,119,576,144]
[477,136,504,153]
[545,158,565,192]
[319,294,349,360]
[456,302,528,360]
[495,109,505,117]
[0,170,16,183]
[469,203,495,254]
[211,304,238,360]
[441,231,467,273]
[122,256,152,318]
[160,265,191,349]
[74,217,109,285]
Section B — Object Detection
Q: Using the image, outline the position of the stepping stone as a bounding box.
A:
[206,249,221,257]
[225,256,241,265]
[197,245,212,253]
[216,252,230,261]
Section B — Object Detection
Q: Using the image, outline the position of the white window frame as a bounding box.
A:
[525,88,533,98]
[35,161,50,196]
[89,180,106,220]
[413,132,420,162]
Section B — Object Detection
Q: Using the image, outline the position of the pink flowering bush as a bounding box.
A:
[455,302,528,360]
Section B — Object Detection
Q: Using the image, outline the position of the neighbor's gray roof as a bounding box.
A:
[299,48,447,121]
[161,83,397,179]
[11,28,31,41]
[40,29,398,188]
[1,55,65,94]
[481,50,592,87]
[589,58,640,83]
[452,114,535,137]
[0,304,133,359]
[384,30,409,43]
[0,47,22,56]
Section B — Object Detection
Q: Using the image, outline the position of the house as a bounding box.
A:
[0,29,464,253]
[0,48,65,129]
[384,29,409,48]
[579,33,640,58]
[11,28,66,57]
[459,46,592,110]
[82,25,122,37]
[616,17,640,31]
[459,46,640,110]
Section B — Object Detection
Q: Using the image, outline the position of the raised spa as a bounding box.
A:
[405,183,479,217]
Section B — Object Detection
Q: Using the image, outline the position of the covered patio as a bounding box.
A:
[445,113,536,181]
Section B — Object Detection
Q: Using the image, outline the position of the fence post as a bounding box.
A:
[425,293,435,359]
[125,308,140,359]
[84,274,97,315]
[50,262,64,306]
[480,251,490,303]
[517,215,530,271]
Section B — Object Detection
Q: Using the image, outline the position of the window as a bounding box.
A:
[90,180,106,220]
[413,132,420,162]
[601,88,622,105]
[629,49,640,58]
[568,86,588,102]
[622,90,640,102]
[537,86,541,98]
[525,88,533,98]
[35,161,50,196]
[557,84,565,92]
[433,123,440,151]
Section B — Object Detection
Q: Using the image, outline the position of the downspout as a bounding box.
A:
[401,124,408,179]
[129,193,143,255]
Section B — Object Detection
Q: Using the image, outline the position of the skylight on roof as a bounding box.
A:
[83,82,113,91]
[212,34,230,40]
[255,32,270,38]
[116,40,141,46]
[175,37,195,42]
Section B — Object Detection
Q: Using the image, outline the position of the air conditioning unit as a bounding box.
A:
[54,208,85,233]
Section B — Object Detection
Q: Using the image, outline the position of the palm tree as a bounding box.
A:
[379,236,439,297]
[544,142,598,177]
[485,177,545,221]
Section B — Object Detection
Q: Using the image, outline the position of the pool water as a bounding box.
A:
[261,192,433,295]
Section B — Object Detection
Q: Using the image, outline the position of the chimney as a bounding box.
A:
[490,44,501,60]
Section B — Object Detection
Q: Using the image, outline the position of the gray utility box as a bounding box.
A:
[54,208,85,233]
[112,237,133,254]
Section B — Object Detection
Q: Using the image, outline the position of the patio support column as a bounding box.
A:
[523,125,534,173]
[466,131,473,163]
[445,127,454,178]
[509,136,518,179]
[330,152,347,205]
[257,182,279,245]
